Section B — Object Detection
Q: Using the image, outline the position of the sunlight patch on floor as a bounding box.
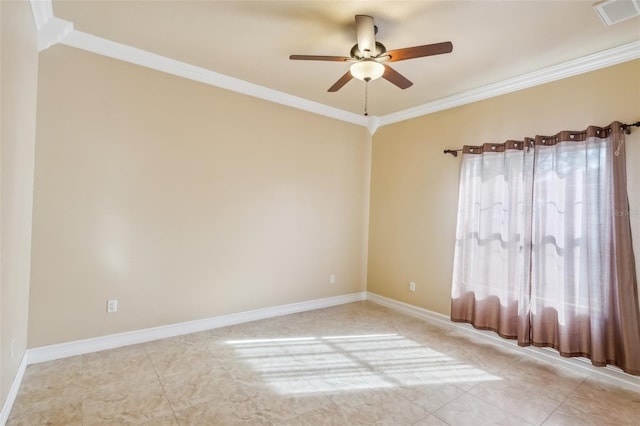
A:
[226,333,501,395]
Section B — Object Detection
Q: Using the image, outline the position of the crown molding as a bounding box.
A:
[37,17,73,52]
[366,116,381,135]
[29,0,73,52]
[380,40,640,128]
[29,0,640,131]
[29,0,53,30]
[59,30,367,127]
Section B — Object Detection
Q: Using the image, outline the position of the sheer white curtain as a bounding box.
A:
[530,127,640,373]
[530,136,610,341]
[451,141,533,343]
[451,123,640,374]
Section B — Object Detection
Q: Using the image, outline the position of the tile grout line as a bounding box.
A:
[536,376,587,426]
[7,302,640,425]
[543,375,600,423]
[143,343,181,424]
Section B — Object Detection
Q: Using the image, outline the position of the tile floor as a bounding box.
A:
[7,301,640,425]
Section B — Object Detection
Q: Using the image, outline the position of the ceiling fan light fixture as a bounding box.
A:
[290,14,453,92]
[350,60,385,82]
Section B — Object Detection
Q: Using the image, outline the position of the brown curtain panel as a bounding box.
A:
[450,140,534,346]
[529,122,640,374]
[451,122,640,375]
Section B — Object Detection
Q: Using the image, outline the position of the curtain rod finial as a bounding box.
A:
[444,149,458,157]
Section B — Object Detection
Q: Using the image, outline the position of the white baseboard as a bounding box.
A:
[365,291,640,393]
[27,291,366,364]
[0,354,27,426]
[365,292,454,327]
[11,288,638,424]
[1,291,364,423]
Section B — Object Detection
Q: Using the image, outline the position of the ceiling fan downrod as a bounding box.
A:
[364,80,369,116]
[289,14,453,94]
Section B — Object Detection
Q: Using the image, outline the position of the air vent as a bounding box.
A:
[594,0,640,25]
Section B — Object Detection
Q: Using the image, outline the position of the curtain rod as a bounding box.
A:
[443,121,640,157]
[623,121,640,134]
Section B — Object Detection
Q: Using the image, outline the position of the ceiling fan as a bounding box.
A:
[290,15,453,92]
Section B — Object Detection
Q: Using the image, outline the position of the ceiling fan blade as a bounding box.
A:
[386,41,453,62]
[328,71,353,92]
[289,55,351,62]
[382,65,413,89]
[355,15,375,57]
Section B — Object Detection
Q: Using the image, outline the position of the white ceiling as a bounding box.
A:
[45,1,640,122]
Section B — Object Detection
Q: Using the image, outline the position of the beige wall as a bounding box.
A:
[367,59,640,315]
[0,0,39,407]
[28,46,371,347]
[13,11,640,355]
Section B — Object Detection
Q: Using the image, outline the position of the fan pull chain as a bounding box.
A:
[364,80,369,116]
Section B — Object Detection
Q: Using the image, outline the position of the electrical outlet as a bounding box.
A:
[409,282,416,292]
[329,274,336,284]
[107,299,118,313]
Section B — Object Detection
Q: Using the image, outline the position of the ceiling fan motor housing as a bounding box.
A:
[289,14,453,93]
[350,42,387,60]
